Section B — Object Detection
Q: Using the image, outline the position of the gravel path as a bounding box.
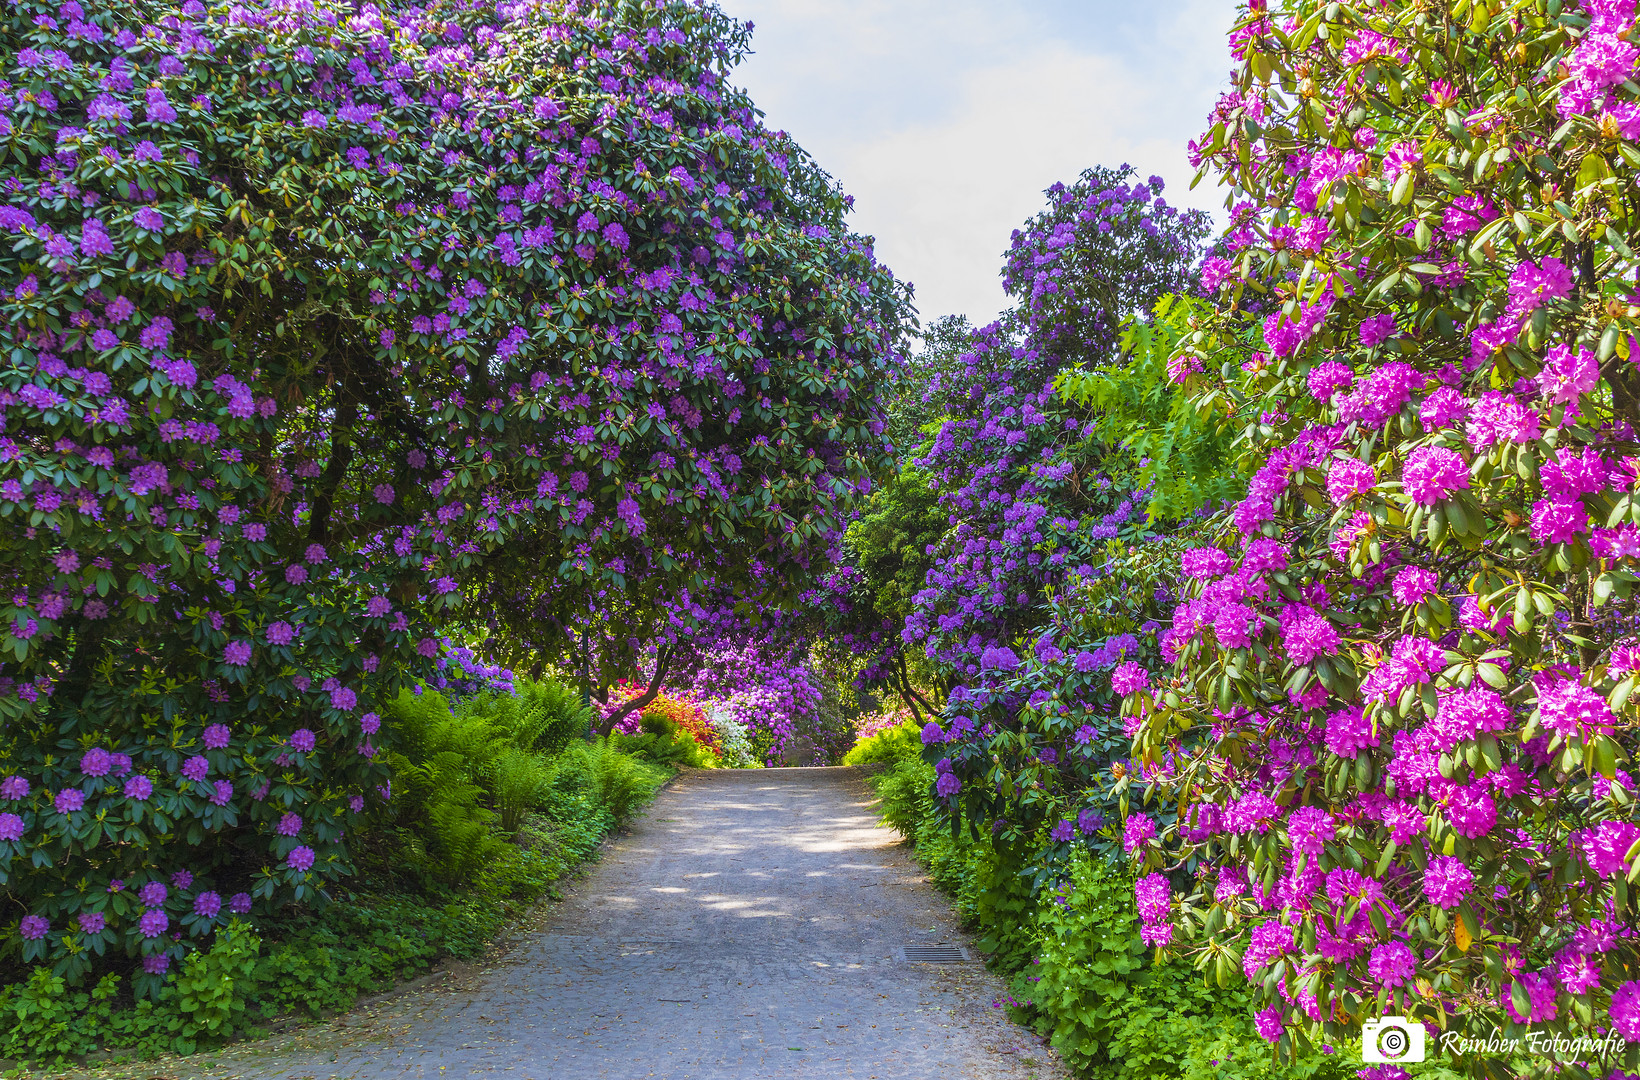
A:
[85,766,1065,1080]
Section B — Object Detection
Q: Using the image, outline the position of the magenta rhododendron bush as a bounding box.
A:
[1122,0,1640,1069]
[0,0,906,988]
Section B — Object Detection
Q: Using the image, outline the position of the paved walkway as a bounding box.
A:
[130,767,1063,1080]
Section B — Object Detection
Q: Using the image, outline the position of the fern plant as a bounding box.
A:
[379,689,510,877]
[490,748,556,834]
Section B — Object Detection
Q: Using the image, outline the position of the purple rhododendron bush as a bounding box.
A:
[0,0,908,997]
[1120,0,1640,1072]
[827,166,1214,697]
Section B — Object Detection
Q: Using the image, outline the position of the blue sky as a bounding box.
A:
[725,0,1238,327]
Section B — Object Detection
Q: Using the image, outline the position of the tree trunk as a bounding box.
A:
[308,399,358,544]
[894,651,939,721]
[595,645,672,736]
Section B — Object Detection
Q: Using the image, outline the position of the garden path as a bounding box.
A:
[129,766,1064,1080]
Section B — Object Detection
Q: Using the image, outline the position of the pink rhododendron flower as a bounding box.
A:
[1422,855,1474,907]
[1181,547,1233,579]
[1391,565,1437,607]
[1584,821,1640,877]
[1253,1005,1285,1043]
[1429,685,1511,749]
[1507,257,1574,314]
[1279,604,1339,665]
[1503,972,1559,1023]
[1286,806,1335,856]
[1123,813,1156,852]
[1401,446,1469,505]
[1612,981,1640,1039]
[1446,785,1497,838]
[1530,498,1591,544]
[1367,941,1416,988]
[1324,706,1378,757]
[1538,677,1615,739]
[1465,391,1540,449]
[1538,344,1600,405]
[1307,360,1353,401]
[1359,314,1396,346]
[1419,386,1466,432]
[1242,921,1295,980]
[1326,457,1376,504]
[1111,662,1150,695]
[1135,873,1171,922]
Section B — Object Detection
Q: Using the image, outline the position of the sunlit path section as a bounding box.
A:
[202,768,1062,1080]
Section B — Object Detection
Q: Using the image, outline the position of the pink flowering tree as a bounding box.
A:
[0,0,906,988]
[1125,0,1640,1071]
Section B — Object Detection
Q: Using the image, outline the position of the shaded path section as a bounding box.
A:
[163,767,1064,1079]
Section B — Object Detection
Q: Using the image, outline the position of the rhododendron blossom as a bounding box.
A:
[1119,0,1640,1057]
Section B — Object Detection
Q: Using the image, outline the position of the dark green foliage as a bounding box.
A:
[378,688,511,880]
[864,755,1039,972]
[555,737,668,824]
[883,314,976,451]
[375,678,630,878]
[1055,295,1246,520]
[494,678,595,757]
[490,749,558,835]
[0,869,547,1065]
[614,712,710,768]
[1010,854,1364,1080]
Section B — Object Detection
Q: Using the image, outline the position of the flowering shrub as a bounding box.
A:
[679,638,839,764]
[925,535,1199,879]
[854,704,916,742]
[857,166,1208,689]
[1126,0,1640,1067]
[0,0,905,986]
[841,715,920,767]
[427,644,515,703]
[599,683,720,754]
[702,701,758,768]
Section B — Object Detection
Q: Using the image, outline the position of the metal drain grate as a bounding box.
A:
[902,944,969,963]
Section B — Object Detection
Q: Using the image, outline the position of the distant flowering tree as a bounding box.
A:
[837,167,1210,695]
[1126,0,1640,1070]
[0,0,905,986]
[589,596,853,764]
[1004,165,1211,365]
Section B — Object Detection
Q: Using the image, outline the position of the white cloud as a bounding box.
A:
[726,0,1238,325]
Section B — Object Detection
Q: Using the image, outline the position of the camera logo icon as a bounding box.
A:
[1362,1016,1426,1063]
